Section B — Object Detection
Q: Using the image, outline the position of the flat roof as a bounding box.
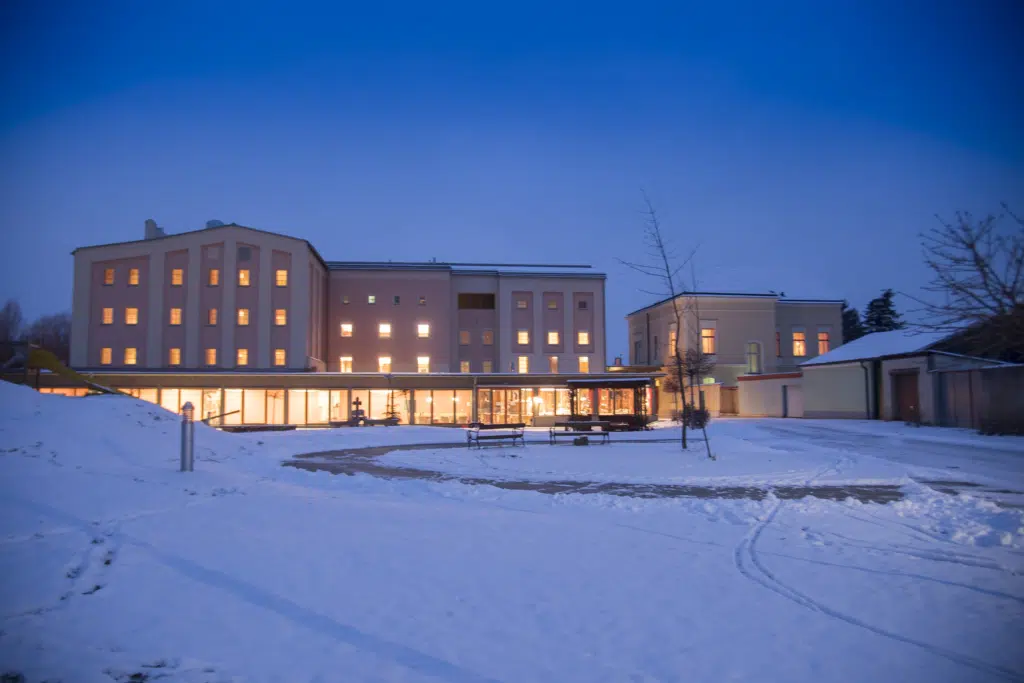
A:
[626,292,843,317]
[327,261,605,278]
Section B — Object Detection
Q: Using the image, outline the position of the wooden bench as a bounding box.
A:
[549,420,611,445]
[361,416,400,427]
[466,422,526,448]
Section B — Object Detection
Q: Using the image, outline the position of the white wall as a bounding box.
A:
[802,363,872,419]
[738,375,800,417]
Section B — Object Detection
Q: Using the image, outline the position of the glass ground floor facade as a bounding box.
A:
[33,372,657,427]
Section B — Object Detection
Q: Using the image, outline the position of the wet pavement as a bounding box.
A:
[285,441,907,504]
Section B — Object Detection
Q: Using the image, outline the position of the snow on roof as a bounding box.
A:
[801,329,949,366]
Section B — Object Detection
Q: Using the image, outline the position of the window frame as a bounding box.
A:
[378,322,392,339]
[339,356,353,373]
[517,329,530,345]
[128,268,139,286]
[208,269,220,287]
[274,349,287,366]
[169,308,182,326]
[168,348,181,366]
[103,268,115,286]
[101,308,113,325]
[238,269,251,287]
[792,329,807,357]
[700,327,716,355]
[205,348,217,366]
[100,347,112,365]
[460,360,470,373]
[547,330,560,345]
[417,323,430,338]
[170,268,184,286]
[275,309,287,326]
[275,269,288,287]
[340,322,353,338]
[237,308,250,326]
[237,348,249,366]
[124,308,139,326]
[577,330,590,346]
[416,356,430,373]
[548,356,558,373]
[123,347,137,365]
[517,356,529,373]
[378,356,392,373]
[208,308,218,326]
[578,356,590,373]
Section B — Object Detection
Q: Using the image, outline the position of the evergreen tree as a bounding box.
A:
[863,289,905,333]
[841,300,866,342]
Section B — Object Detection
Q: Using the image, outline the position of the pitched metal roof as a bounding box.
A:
[626,292,842,317]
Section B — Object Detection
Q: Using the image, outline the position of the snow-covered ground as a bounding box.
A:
[1,384,1023,682]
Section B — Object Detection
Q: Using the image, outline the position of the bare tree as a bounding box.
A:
[22,312,72,364]
[916,204,1024,359]
[0,299,23,344]
[619,192,713,458]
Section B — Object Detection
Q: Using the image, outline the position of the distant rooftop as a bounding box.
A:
[327,261,605,278]
[801,329,949,366]
[626,292,844,317]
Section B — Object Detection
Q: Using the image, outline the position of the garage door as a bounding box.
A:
[893,372,920,423]
[783,385,804,418]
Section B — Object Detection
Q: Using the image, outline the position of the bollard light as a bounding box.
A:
[180,401,195,472]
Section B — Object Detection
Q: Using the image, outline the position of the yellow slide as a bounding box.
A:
[26,347,121,395]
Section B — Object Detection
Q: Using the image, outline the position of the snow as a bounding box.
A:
[801,329,949,366]
[1,383,1023,682]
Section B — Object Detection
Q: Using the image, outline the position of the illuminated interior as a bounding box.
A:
[125,308,138,325]
[238,269,250,286]
[237,348,249,366]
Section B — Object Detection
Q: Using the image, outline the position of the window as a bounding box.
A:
[516,299,528,309]
[547,299,558,310]
[171,268,184,286]
[238,269,250,286]
[378,322,391,339]
[459,330,470,345]
[417,323,430,338]
[208,269,220,286]
[818,330,831,355]
[275,269,288,287]
[746,342,762,374]
[547,331,559,345]
[101,308,113,325]
[129,268,139,286]
[517,356,529,373]
[169,308,182,325]
[668,329,677,354]
[275,309,287,326]
[548,356,558,373]
[378,356,392,373]
[169,348,181,366]
[125,308,138,325]
[417,356,430,373]
[339,356,353,373]
[776,331,781,357]
[482,360,493,373]
[342,295,350,305]
[237,348,249,366]
[579,356,590,373]
[103,268,115,285]
[205,348,217,366]
[274,349,286,366]
[703,377,716,385]
[457,293,495,310]
[577,330,590,346]
[793,330,807,357]
[460,360,470,373]
[100,348,112,365]
[482,330,494,345]
[578,300,588,310]
[393,295,400,305]
[237,308,250,326]
[418,296,426,306]
[700,327,716,355]
[340,323,353,337]
[367,295,376,304]
[208,308,218,326]
[124,348,137,365]
[517,330,530,345]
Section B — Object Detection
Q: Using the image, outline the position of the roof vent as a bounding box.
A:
[206,219,225,229]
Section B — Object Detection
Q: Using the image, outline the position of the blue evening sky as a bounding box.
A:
[1,1,1021,359]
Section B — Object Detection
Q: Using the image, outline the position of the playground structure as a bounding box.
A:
[2,343,120,396]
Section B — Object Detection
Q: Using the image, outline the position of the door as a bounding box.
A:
[893,372,920,423]
[783,385,804,418]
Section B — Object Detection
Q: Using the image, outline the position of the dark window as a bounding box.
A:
[418,296,426,306]
[458,293,496,310]
[393,295,400,305]
[578,300,589,310]
[237,246,252,261]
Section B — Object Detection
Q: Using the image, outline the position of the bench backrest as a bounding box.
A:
[468,422,525,430]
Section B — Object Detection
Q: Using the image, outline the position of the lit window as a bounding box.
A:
[274,349,286,366]
[238,269,250,286]
[237,309,249,326]
[339,356,353,373]
[103,268,114,285]
[340,323,353,337]
[169,348,181,365]
[459,330,470,345]
[417,356,430,373]
[577,330,590,346]
[460,360,470,373]
[275,269,288,287]
[205,348,217,366]
[124,347,137,365]
[700,328,716,355]
[378,356,392,373]
[393,295,400,305]
[517,330,529,345]
[171,269,184,286]
[342,295,350,305]
[547,331,559,345]
[417,323,430,338]
[517,356,529,373]
[129,268,139,286]
[547,299,558,310]
[275,309,287,326]
[378,322,391,339]
[482,330,494,345]
[237,348,249,366]
[579,356,590,373]
[703,377,716,385]
[482,360,493,373]
[578,300,588,310]
[548,356,558,373]
[367,295,376,304]
[101,308,113,325]
[169,308,182,325]
[125,308,138,325]
[100,347,112,365]
[516,299,528,309]
[793,331,807,357]
[746,342,762,374]
[208,269,220,286]
[818,331,831,355]
[418,296,426,306]
[668,330,677,355]
[208,308,218,325]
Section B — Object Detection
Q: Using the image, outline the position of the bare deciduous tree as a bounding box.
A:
[0,299,23,344]
[22,312,72,364]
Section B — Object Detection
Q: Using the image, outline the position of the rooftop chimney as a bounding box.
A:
[144,219,166,240]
